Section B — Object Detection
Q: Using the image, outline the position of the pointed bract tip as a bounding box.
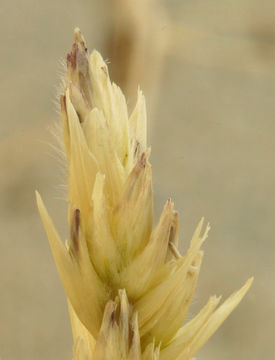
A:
[245,276,254,288]
[220,277,253,307]
[90,50,108,71]
[67,29,88,70]
[235,277,253,301]
[73,27,87,47]
[90,49,104,62]
[118,288,127,299]
[35,190,43,207]
[74,27,82,38]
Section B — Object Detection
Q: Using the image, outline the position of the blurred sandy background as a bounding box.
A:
[1,0,274,359]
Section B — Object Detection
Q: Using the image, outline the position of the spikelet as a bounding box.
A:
[36,28,253,359]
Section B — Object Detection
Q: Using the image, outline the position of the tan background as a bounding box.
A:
[1,0,274,359]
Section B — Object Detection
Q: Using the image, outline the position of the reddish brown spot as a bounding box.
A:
[60,95,67,113]
[101,66,108,76]
[129,322,134,348]
[71,209,81,252]
[110,309,116,325]
[74,209,80,231]
[80,41,88,53]
[67,43,78,69]
[138,152,146,169]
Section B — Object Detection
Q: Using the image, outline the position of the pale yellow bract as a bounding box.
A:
[36,28,253,360]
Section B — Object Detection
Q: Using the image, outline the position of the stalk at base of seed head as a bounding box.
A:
[36,28,253,360]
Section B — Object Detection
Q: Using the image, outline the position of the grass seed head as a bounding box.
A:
[36,28,253,359]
